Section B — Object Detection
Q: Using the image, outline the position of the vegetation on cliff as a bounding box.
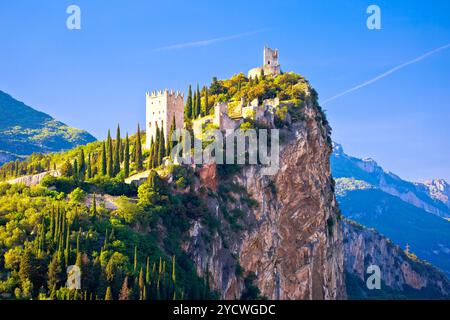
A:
[0,71,332,300]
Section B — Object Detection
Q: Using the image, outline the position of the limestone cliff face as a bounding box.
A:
[343,220,450,298]
[183,99,346,300]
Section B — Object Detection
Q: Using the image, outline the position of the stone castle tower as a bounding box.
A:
[145,90,184,150]
[248,46,281,78]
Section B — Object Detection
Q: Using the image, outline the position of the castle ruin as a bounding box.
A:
[145,47,281,148]
[247,47,281,79]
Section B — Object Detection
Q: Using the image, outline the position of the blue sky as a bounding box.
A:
[0,0,449,182]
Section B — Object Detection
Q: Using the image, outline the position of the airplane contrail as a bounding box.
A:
[153,30,265,52]
[322,43,450,105]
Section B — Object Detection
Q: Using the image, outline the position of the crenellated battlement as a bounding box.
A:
[146,89,184,99]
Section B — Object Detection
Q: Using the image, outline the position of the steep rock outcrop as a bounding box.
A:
[343,220,450,299]
[184,100,346,300]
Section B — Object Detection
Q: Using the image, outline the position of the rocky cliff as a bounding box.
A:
[343,220,450,299]
[183,98,346,300]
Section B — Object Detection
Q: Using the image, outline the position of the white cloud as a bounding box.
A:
[322,43,450,105]
[152,30,265,52]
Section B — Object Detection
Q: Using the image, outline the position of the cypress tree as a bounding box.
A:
[139,267,144,290]
[167,114,176,157]
[105,287,113,300]
[107,130,114,177]
[192,90,197,119]
[79,149,86,180]
[101,141,107,176]
[134,245,138,274]
[204,86,209,115]
[135,124,143,171]
[87,153,92,179]
[148,136,155,169]
[120,141,124,164]
[91,194,97,215]
[158,124,166,164]
[172,255,176,284]
[64,222,70,267]
[196,84,201,118]
[49,206,55,241]
[184,85,193,121]
[124,134,130,177]
[146,257,150,285]
[154,126,161,167]
[114,125,121,175]
[73,159,78,180]
[47,253,63,290]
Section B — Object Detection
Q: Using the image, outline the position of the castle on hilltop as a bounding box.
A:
[145,47,282,149]
[247,47,281,79]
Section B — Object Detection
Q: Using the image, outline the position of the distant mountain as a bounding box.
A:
[0,90,96,164]
[344,220,450,299]
[331,143,450,276]
[332,143,450,219]
[424,179,450,211]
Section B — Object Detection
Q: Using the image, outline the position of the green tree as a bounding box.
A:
[158,124,166,164]
[73,159,78,180]
[148,136,155,169]
[133,245,138,274]
[47,254,63,289]
[203,86,209,115]
[193,90,197,119]
[60,160,73,178]
[167,114,176,156]
[135,124,143,171]
[107,130,114,177]
[19,249,37,285]
[87,153,92,179]
[114,125,121,175]
[124,133,130,177]
[101,141,107,176]
[78,149,86,180]
[105,286,113,300]
[184,85,193,121]
[196,84,201,118]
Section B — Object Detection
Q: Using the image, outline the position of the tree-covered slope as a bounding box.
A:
[0,91,96,162]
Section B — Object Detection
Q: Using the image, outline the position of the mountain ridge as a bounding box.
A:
[332,143,450,277]
[0,90,96,164]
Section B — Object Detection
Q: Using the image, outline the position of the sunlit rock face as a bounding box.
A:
[184,99,346,300]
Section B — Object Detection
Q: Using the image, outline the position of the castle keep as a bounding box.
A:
[145,90,184,150]
[247,47,281,79]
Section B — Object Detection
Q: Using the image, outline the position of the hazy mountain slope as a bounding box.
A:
[331,143,450,218]
[424,179,450,210]
[332,143,450,277]
[338,184,450,276]
[0,90,96,163]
